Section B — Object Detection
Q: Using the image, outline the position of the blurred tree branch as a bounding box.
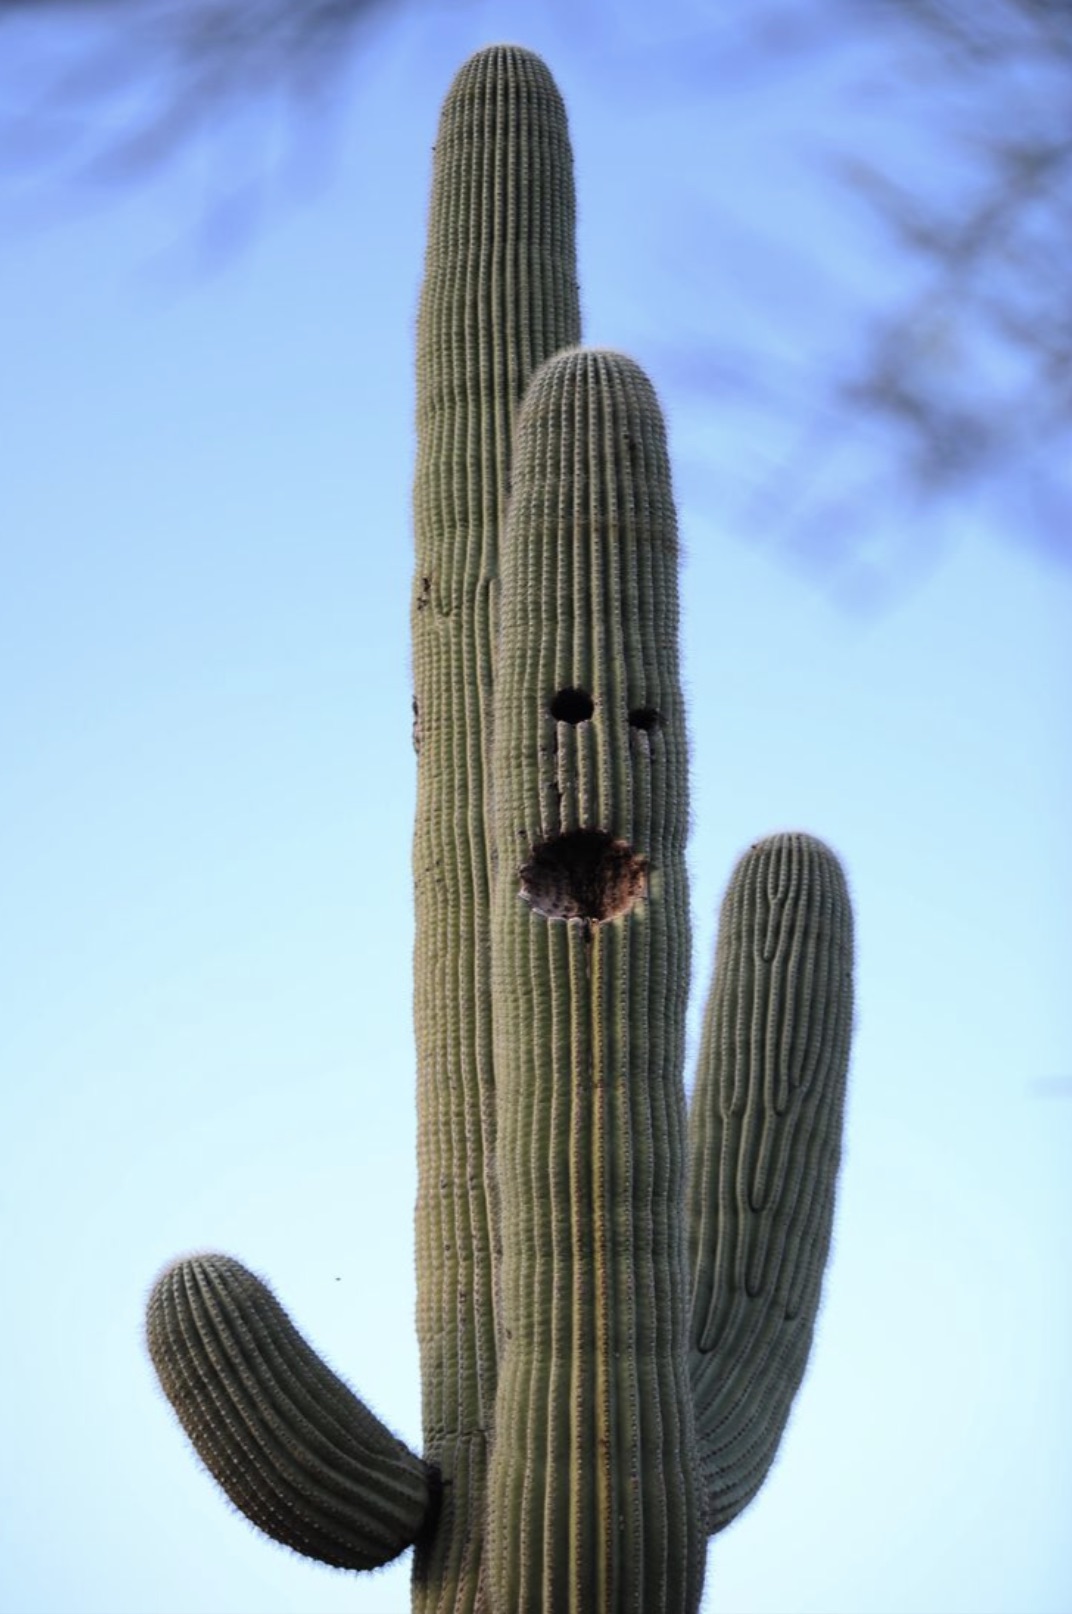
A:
[825,0,1071,576]
[2,0,1068,591]
[0,0,398,194]
[654,0,1070,595]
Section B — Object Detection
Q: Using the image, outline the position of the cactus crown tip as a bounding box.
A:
[455,41,555,77]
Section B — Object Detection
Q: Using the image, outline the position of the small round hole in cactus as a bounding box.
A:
[549,687,594,724]
[628,707,660,732]
[519,829,648,922]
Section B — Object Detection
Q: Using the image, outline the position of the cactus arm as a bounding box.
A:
[146,1255,432,1570]
[686,834,854,1533]
[411,44,581,1612]
[486,348,704,1614]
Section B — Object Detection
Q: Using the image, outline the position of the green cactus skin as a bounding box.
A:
[486,347,704,1614]
[144,42,855,1614]
[411,44,581,1613]
[686,834,854,1534]
[146,1255,432,1570]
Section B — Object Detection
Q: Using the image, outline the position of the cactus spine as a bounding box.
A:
[145,43,854,1614]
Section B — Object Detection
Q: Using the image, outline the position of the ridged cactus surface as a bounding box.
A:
[687,834,854,1532]
[411,45,581,1611]
[144,42,855,1614]
[487,349,702,1613]
[147,1255,432,1570]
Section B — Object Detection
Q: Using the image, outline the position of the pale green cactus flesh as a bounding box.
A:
[486,347,704,1614]
[687,833,854,1533]
[411,44,581,1612]
[145,43,854,1614]
[146,1255,432,1570]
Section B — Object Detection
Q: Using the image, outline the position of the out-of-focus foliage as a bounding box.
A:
[647,0,1070,593]
[2,0,1067,589]
[0,1,396,203]
[800,0,1069,576]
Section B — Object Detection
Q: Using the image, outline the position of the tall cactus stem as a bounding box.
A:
[486,348,704,1614]
[411,43,581,1612]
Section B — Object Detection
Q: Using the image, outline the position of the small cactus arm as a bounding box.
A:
[144,42,854,1614]
[146,1255,433,1569]
[687,835,854,1534]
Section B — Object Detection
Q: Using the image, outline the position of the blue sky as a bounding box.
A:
[2,5,1070,1613]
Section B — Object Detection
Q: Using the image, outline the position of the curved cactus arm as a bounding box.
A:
[147,1255,433,1571]
[686,834,854,1534]
[487,348,704,1614]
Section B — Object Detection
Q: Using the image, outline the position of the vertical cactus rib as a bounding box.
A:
[411,42,581,1613]
[146,1255,432,1570]
[686,834,854,1533]
[487,348,704,1614]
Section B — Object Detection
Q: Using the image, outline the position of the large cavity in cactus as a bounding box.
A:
[146,43,854,1614]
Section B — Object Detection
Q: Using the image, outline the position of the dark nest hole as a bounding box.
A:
[628,707,660,732]
[549,687,594,724]
[519,829,648,922]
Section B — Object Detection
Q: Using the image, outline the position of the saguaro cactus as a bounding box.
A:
[146,43,854,1614]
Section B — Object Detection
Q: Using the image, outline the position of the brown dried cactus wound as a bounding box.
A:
[519,829,648,921]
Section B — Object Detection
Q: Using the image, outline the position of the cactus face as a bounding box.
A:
[485,348,703,1614]
[144,43,854,1614]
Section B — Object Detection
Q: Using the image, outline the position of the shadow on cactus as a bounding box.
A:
[146,43,854,1614]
